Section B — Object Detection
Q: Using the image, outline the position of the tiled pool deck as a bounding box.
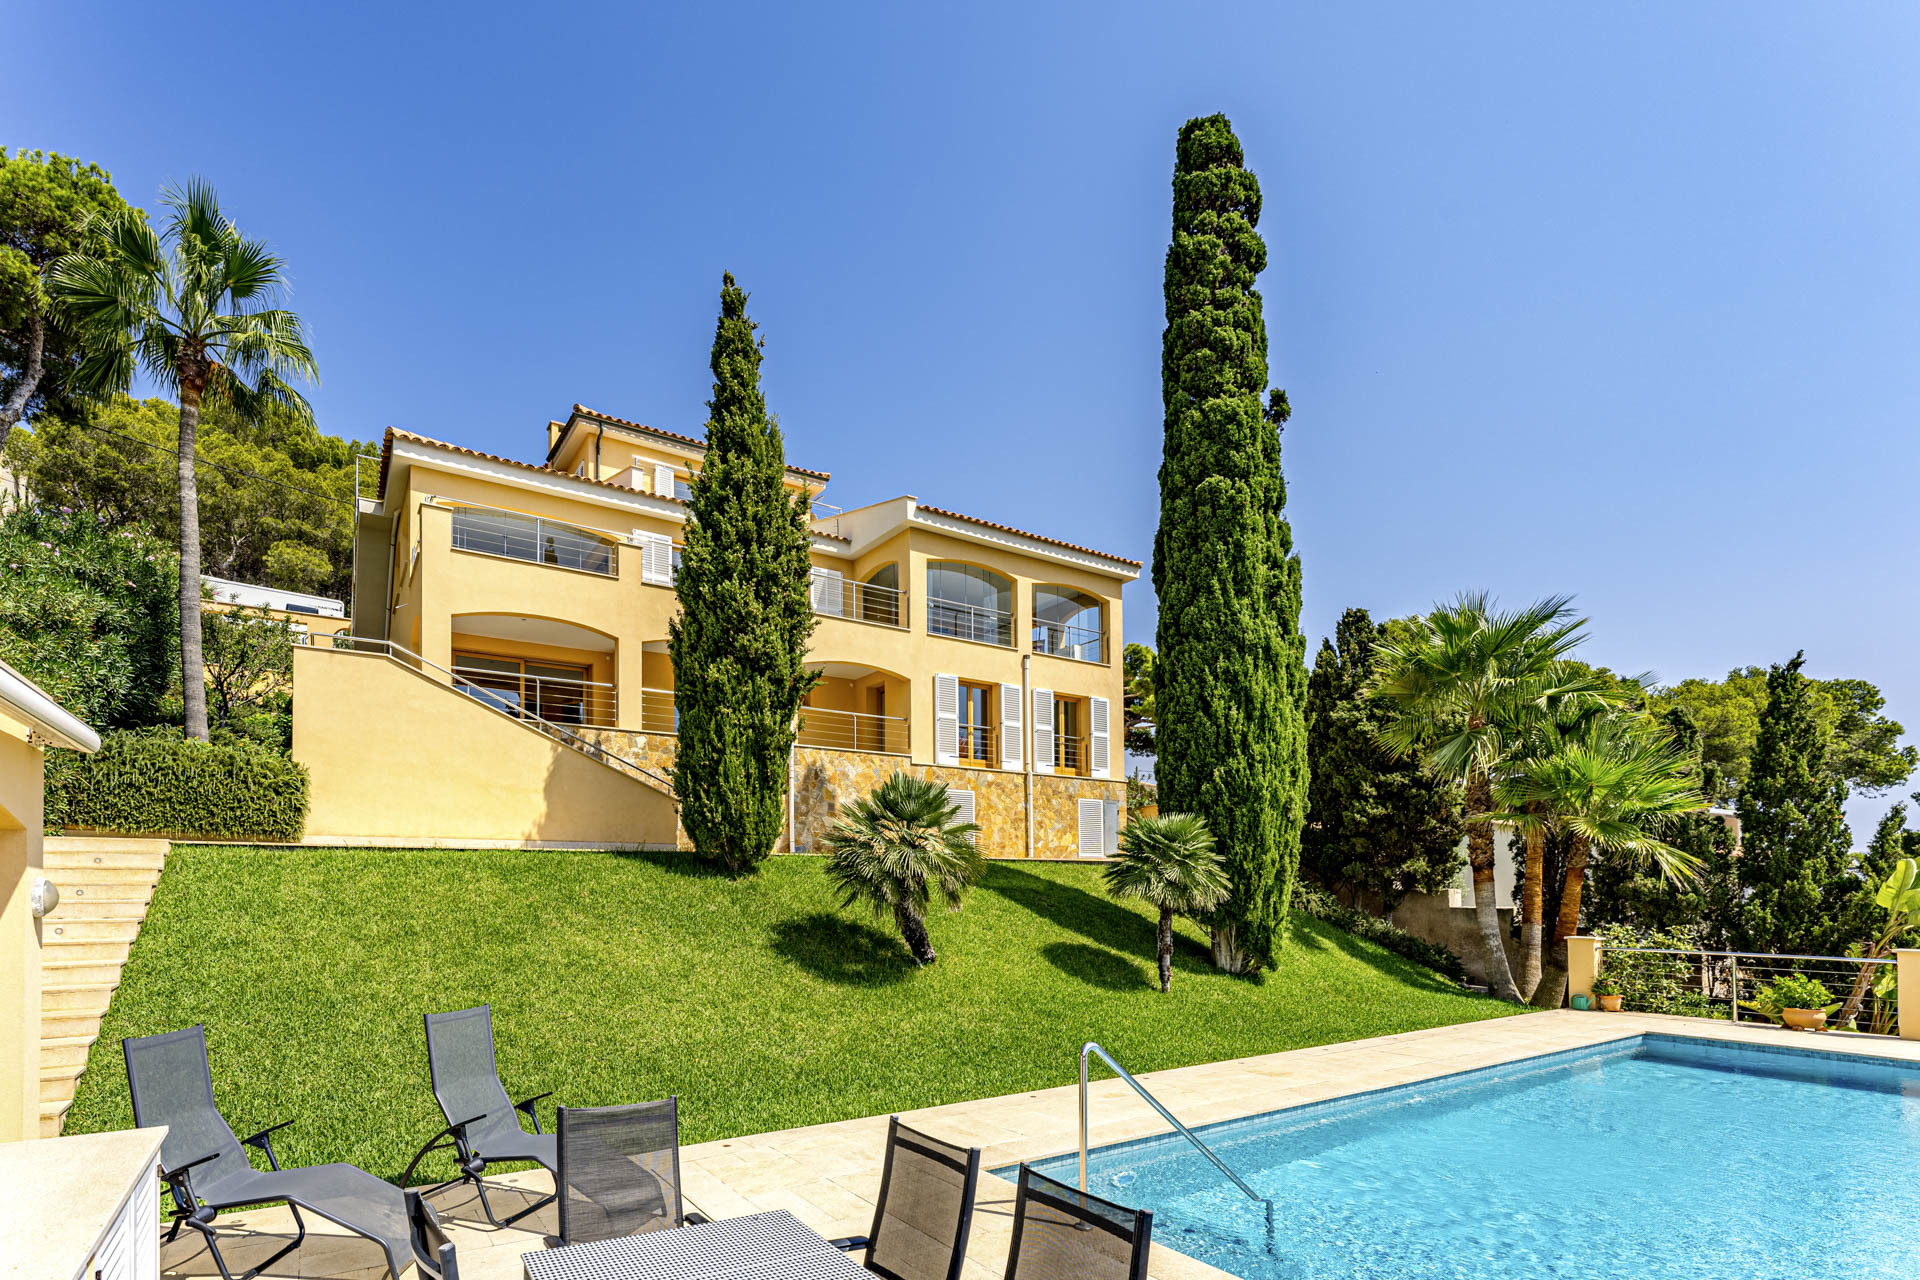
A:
[157,1010,1920,1279]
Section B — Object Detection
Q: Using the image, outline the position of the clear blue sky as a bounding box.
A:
[10,3,1916,834]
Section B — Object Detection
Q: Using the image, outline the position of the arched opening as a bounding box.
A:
[1032,585,1105,663]
[858,562,903,627]
[926,561,1013,647]
[449,613,618,726]
[800,663,911,754]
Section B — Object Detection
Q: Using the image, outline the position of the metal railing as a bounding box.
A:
[796,707,911,755]
[1052,732,1087,776]
[449,505,618,576]
[1602,945,1897,1033]
[1078,1042,1273,1227]
[927,596,1014,647]
[300,634,672,793]
[810,571,908,629]
[450,664,618,726]
[956,724,997,767]
[1032,620,1106,663]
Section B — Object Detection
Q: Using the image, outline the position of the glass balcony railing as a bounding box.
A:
[449,506,617,576]
[1032,620,1105,663]
[927,596,1014,647]
[810,571,908,628]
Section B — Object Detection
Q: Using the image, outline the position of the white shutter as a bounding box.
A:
[810,568,845,617]
[1089,695,1111,779]
[999,682,1023,770]
[946,786,977,844]
[933,673,959,766]
[1078,798,1105,857]
[638,531,674,585]
[653,462,677,498]
[1031,688,1054,775]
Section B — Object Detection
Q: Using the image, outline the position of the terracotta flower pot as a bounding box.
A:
[1781,1007,1827,1031]
[1597,994,1624,1012]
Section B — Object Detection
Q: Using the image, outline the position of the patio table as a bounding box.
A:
[522,1209,872,1280]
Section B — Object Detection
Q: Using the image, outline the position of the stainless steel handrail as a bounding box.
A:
[1606,946,1893,965]
[1078,1041,1271,1223]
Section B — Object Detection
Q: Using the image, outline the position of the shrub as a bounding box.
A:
[1590,973,1622,997]
[44,729,308,841]
[1759,972,1833,1013]
[1594,923,1716,1017]
[1293,883,1470,983]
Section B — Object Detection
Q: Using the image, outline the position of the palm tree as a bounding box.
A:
[1371,593,1606,1002]
[821,772,982,966]
[1494,713,1702,1006]
[1102,813,1229,992]
[47,181,317,740]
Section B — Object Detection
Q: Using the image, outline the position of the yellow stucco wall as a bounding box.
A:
[0,709,44,1142]
[293,646,677,846]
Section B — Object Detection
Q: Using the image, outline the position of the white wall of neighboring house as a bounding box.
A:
[1451,824,1520,911]
[203,574,347,618]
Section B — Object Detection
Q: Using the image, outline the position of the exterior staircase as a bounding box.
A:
[36,837,169,1137]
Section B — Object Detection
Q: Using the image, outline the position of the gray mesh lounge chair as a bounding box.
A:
[401,1005,557,1227]
[1003,1165,1152,1280]
[828,1116,982,1280]
[124,1025,451,1280]
[555,1098,708,1244]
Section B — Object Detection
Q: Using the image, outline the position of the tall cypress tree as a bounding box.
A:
[1735,652,1854,953]
[668,273,816,873]
[1151,115,1308,972]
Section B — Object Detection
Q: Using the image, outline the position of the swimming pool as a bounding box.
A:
[1016,1034,1920,1279]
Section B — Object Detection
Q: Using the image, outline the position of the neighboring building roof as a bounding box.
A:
[558,404,832,482]
[0,656,99,753]
[915,502,1143,569]
[204,575,347,618]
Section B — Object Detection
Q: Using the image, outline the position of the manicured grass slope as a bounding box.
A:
[70,847,1513,1180]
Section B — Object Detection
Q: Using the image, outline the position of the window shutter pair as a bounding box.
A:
[933,673,960,766]
[652,462,677,498]
[810,568,845,616]
[634,531,674,585]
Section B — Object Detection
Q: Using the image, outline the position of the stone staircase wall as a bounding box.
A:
[36,837,169,1137]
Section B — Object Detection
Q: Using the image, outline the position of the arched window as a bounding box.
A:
[1033,586,1104,662]
[859,563,901,627]
[926,562,1013,646]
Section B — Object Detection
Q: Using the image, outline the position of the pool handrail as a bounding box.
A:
[1077,1041,1272,1220]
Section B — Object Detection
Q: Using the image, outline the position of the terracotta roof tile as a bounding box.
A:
[563,404,832,481]
[915,502,1141,569]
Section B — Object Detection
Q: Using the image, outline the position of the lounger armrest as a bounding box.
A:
[240,1118,298,1169]
[161,1148,223,1181]
[513,1091,553,1132]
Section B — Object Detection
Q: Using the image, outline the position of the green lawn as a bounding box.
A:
[69,846,1515,1181]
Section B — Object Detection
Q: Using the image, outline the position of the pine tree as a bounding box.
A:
[668,273,816,873]
[1735,652,1854,953]
[1151,114,1308,973]
[1302,608,1464,910]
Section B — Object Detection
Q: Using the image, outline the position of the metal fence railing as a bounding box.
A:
[810,571,908,629]
[449,505,618,575]
[1032,619,1105,663]
[797,707,911,755]
[927,596,1014,647]
[1601,945,1897,1034]
[450,664,618,726]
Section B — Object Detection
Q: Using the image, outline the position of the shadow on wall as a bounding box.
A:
[769,912,917,986]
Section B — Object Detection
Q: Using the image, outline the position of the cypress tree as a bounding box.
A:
[1302,608,1464,911]
[1151,115,1308,972]
[1735,652,1854,953]
[668,273,816,873]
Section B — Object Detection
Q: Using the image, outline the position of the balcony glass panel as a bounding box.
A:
[449,506,616,576]
[927,562,1013,647]
[1032,586,1105,663]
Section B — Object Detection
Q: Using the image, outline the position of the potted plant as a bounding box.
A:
[1762,973,1834,1032]
[1590,974,1624,1012]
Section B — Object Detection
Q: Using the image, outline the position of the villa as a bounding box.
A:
[291,404,1138,855]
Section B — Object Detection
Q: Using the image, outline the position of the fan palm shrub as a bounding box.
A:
[1102,813,1230,993]
[1371,593,1612,1002]
[820,772,982,966]
[47,181,317,741]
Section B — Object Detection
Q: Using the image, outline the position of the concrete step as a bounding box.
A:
[45,864,161,887]
[43,846,168,871]
[39,1098,73,1138]
[40,1012,104,1041]
[44,899,149,922]
[39,1065,84,1105]
[43,837,170,858]
[43,960,126,986]
[38,939,131,965]
[47,879,155,906]
[42,985,115,1015]
[41,920,142,943]
[38,1037,96,1070]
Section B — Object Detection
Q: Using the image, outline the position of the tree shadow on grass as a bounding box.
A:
[981,865,1159,952]
[1287,913,1477,998]
[1042,941,1154,992]
[770,912,916,987]
[610,848,743,880]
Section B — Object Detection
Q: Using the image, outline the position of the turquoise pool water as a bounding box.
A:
[1018,1035,1920,1279]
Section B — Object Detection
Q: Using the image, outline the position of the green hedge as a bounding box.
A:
[44,730,309,842]
[1294,884,1471,984]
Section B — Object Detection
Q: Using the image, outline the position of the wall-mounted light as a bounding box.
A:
[30,877,59,919]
